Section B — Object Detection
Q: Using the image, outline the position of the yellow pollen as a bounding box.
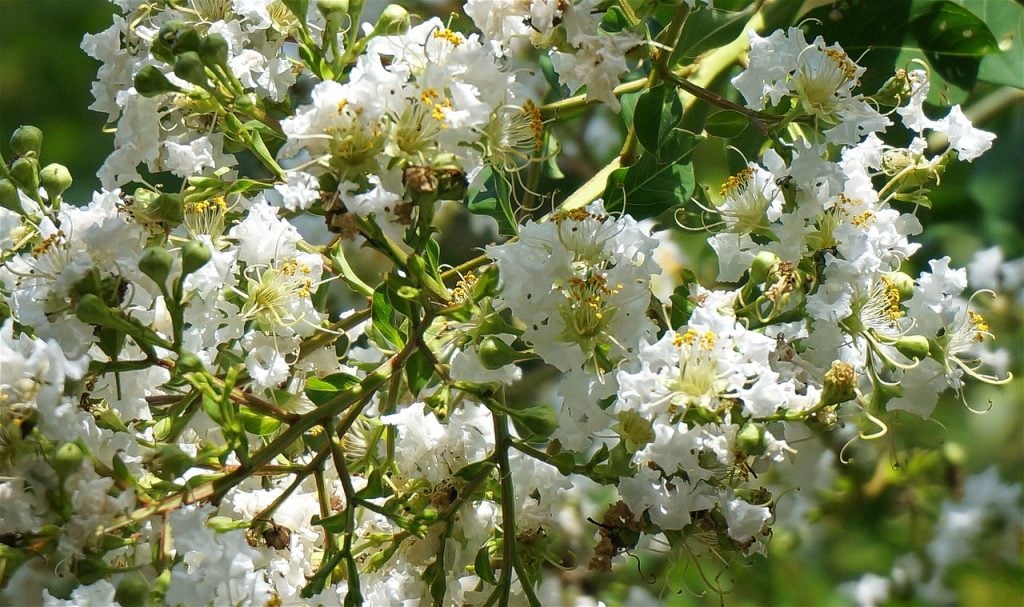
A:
[968,311,989,340]
[824,48,859,81]
[881,275,903,322]
[523,100,544,151]
[433,28,464,46]
[851,211,874,227]
[719,167,755,197]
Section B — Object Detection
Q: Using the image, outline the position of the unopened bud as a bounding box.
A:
[749,251,778,283]
[134,65,181,97]
[10,157,39,194]
[199,33,230,69]
[114,573,151,607]
[373,4,410,36]
[736,422,767,456]
[39,163,72,201]
[894,335,931,360]
[10,125,43,157]
[139,246,174,288]
[52,441,85,478]
[317,0,349,25]
[885,271,915,302]
[173,51,210,87]
[181,240,211,276]
[0,179,21,212]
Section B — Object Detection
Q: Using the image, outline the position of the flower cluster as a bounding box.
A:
[0,1,1016,605]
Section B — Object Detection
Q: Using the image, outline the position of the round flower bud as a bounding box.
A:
[372,4,410,36]
[736,422,767,456]
[10,157,40,194]
[114,573,151,607]
[199,33,230,69]
[181,240,211,276]
[317,0,349,26]
[154,20,187,61]
[134,65,181,97]
[175,351,205,374]
[749,251,779,284]
[10,125,43,157]
[885,271,915,302]
[171,27,201,55]
[0,178,21,212]
[39,163,72,201]
[139,246,174,288]
[52,441,85,478]
[173,51,210,87]
[894,335,931,361]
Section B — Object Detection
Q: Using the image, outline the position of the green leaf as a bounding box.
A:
[304,373,360,407]
[474,546,498,585]
[603,130,702,220]
[633,83,683,157]
[911,1,999,89]
[313,511,348,534]
[600,6,630,33]
[704,110,749,138]
[466,167,517,236]
[453,459,496,481]
[671,3,758,66]
[508,405,558,440]
[354,468,388,500]
[404,348,434,397]
[951,0,1022,88]
[371,287,405,349]
[239,408,281,436]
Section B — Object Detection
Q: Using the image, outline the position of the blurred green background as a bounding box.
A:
[0,1,1020,605]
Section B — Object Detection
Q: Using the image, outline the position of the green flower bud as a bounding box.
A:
[10,157,40,194]
[749,251,779,284]
[134,65,181,97]
[820,360,857,406]
[317,0,349,26]
[736,422,767,456]
[172,27,201,55]
[10,125,43,157]
[894,335,931,360]
[114,573,151,607]
[52,441,85,478]
[173,51,210,87]
[0,178,21,212]
[885,271,915,302]
[139,246,174,288]
[39,163,72,201]
[175,351,205,374]
[372,4,410,36]
[154,20,186,60]
[181,240,211,276]
[198,33,230,69]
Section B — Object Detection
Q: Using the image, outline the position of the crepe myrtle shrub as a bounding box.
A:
[0,0,1019,605]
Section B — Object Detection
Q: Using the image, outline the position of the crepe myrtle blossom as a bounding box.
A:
[732,27,890,144]
[487,201,660,372]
